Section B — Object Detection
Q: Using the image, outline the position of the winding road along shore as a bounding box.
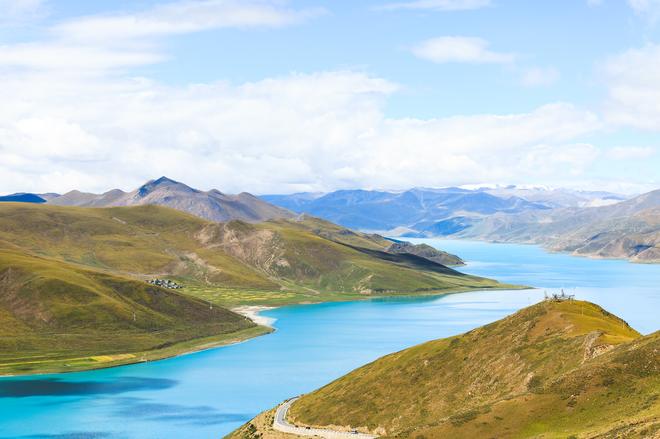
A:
[273,397,377,439]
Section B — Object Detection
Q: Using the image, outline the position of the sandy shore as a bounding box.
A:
[233,306,278,328]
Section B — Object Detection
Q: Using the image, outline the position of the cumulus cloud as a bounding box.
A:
[602,43,660,130]
[0,0,616,195]
[378,0,490,11]
[0,64,602,195]
[411,36,515,64]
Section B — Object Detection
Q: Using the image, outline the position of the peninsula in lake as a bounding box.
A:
[230,299,659,439]
[0,178,508,375]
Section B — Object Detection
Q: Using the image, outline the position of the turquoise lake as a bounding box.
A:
[0,240,658,438]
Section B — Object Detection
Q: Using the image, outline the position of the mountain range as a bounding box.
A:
[458,189,660,263]
[262,187,660,263]
[4,180,657,262]
[262,187,554,232]
[45,176,293,223]
[231,300,659,438]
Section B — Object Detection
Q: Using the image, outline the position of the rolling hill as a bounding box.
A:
[49,176,293,223]
[0,203,506,374]
[0,247,262,375]
[231,300,659,439]
[283,215,464,266]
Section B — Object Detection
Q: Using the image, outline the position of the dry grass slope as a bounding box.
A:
[0,247,258,375]
[0,203,506,305]
[230,301,659,439]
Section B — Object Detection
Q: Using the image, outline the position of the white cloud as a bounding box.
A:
[627,0,660,21]
[0,1,621,195]
[0,64,602,194]
[0,43,164,71]
[411,36,515,64]
[606,146,656,160]
[0,0,46,25]
[0,0,322,74]
[520,67,560,87]
[602,43,660,130]
[53,0,325,43]
[378,0,490,11]
[519,143,600,176]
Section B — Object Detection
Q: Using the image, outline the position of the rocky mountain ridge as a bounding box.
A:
[48,176,294,223]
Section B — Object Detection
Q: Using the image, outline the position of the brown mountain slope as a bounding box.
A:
[460,190,660,263]
[49,176,293,223]
[279,215,464,266]
[0,202,505,305]
[231,301,658,439]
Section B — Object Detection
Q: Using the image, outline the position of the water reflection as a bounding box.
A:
[111,397,250,426]
[0,377,176,398]
[0,433,114,439]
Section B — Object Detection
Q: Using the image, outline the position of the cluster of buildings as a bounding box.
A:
[147,279,183,289]
[544,289,575,301]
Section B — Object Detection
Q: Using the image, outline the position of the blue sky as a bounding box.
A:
[0,0,658,194]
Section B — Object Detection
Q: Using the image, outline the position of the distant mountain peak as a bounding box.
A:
[142,176,182,189]
[151,176,178,185]
[137,176,196,197]
[48,177,293,223]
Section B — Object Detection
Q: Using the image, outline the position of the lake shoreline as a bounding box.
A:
[0,325,273,378]
[232,305,278,327]
[3,239,657,438]
[0,285,523,377]
[405,236,659,264]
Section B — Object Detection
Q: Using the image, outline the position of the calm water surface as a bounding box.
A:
[0,240,658,438]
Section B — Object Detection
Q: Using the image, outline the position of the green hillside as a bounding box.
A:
[0,203,508,374]
[232,301,659,439]
[0,247,262,375]
[0,203,506,307]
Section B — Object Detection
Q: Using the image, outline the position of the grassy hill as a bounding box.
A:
[0,247,262,375]
[0,203,505,307]
[286,215,464,266]
[0,203,508,374]
[231,300,659,438]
